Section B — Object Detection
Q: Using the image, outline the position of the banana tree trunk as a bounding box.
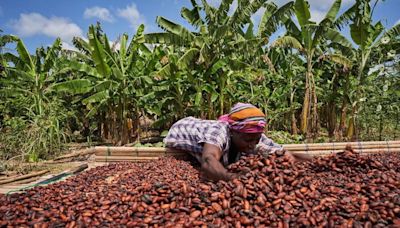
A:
[338,73,350,140]
[338,98,347,141]
[394,113,399,139]
[119,95,130,145]
[346,106,356,140]
[327,72,339,138]
[347,52,369,140]
[291,111,298,135]
[310,72,319,138]
[300,56,312,136]
[289,78,298,135]
[103,116,108,141]
[378,113,383,141]
[327,101,336,138]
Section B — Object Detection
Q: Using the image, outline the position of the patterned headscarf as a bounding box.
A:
[218,103,266,133]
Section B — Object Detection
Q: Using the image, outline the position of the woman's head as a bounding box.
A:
[230,131,262,153]
[219,103,266,153]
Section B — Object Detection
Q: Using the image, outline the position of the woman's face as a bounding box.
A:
[231,131,262,154]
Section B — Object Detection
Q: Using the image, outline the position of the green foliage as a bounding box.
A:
[0,0,399,163]
[267,131,304,144]
[0,100,68,162]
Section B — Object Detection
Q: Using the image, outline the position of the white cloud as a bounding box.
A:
[109,40,121,51]
[84,6,114,22]
[117,3,145,29]
[61,41,77,51]
[9,13,83,42]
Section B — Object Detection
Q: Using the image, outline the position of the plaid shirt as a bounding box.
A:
[164,117,282,166]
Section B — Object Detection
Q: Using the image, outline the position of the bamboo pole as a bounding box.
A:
[95,150,185,157]
[11,176,43,185]
[95,156,160,162]
[0,170,49,185]
[95,146,167,153]
[282,141,400,150]
[0,175,16,181]
[94,141,400,162]
[297,148,400,155]
[94,144,400,156]
[96,150,400,162]
[53,148,96,161]
[284,144,400,151]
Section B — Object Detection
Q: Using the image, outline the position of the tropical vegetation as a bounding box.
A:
[0,0,399,161]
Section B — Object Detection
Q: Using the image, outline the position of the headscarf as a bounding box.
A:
[218,103,266,133]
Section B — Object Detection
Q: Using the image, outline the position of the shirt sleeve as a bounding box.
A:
[256,134,283,155]
[198,127,227,151]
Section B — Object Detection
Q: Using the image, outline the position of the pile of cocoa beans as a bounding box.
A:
[1,149,399,227]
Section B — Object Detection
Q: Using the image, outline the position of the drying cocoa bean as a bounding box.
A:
[0,152,399,227]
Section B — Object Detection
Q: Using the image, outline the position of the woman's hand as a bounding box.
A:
[292,152,313,161]
[279,149,313,162]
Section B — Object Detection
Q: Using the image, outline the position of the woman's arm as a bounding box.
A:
[257,134,312,162]
[201,143,236,181]
[256,134,285,155]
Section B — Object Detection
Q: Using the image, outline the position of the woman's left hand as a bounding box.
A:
[276,149,313,163]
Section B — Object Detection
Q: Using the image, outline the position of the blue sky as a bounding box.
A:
[1,0,399,53]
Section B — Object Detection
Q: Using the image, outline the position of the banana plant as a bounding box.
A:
[272,0,352,138]
[142,0,272,118]
[1,36,67,161]
[56,24,154,144]
[337,0,400,139]
[1,36,62,116]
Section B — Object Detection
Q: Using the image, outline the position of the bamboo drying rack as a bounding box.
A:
[95,140,400,162]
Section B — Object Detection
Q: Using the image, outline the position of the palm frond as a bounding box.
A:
[72,37,91,55]
[0,35,19,46]
[284,19,301,39]
[374,23,400,48]
[272,35,303,51]
[324,0,341,22]
[181,6,204,28]
[334,4,356,30]
[144,33,190,46]
[43,38,62,72]
[201,0,217,25]
[294,0,311,28]
[82,90,109,105]
[259,1,294,38]
[229,0,265,29]
[51,79,93,94]
[325,28,353,48]
[88,25,111,77]
[58,60,102,78]
[322,53,352,68]
[93,80,119,92]
[156,16,195,43]
[15,38,34,71]
[177,48,199,69]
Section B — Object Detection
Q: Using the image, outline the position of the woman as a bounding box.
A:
[164,103,305,181]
